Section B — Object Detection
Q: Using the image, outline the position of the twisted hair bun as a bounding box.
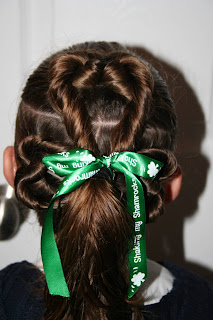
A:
[14,41,178,320]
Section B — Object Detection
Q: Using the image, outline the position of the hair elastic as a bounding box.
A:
[95,165,114,182]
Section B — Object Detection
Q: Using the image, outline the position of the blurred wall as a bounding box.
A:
[0,0,212,283]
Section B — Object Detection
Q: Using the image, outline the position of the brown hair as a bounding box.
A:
[14,41,178,319]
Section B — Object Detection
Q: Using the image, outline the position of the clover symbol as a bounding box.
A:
[80,154,96,163]
[131,272,145,287]
[147,161,159,178]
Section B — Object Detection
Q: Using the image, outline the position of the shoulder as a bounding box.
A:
[0,261,42,297]
[163,261,213,297]
[145,261,213,320]
[0,261,44,320]
[0,260,39,280]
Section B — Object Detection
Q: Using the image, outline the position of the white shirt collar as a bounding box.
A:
[138,259,175,305]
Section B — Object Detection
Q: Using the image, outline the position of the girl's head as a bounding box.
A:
[4,41,180,319]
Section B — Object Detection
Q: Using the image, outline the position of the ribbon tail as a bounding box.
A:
[41,201,70,298]
[124,173,147,299]
[41,161,103,298]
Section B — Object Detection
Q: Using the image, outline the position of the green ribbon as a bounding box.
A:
[42,149,163,299]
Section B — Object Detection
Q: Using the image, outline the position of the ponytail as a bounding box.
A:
[42,178,133,319]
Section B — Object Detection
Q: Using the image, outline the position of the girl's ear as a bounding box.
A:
[3,146,17,188]
[164,166,182,204]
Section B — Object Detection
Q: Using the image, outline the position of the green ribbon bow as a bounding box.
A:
[42,148,163,299]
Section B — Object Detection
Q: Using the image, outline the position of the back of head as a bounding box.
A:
[14,41,177,319]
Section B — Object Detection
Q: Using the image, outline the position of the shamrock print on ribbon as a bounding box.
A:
[147,161,160,178]
[131,272,146,287]
[80,154,96,163]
